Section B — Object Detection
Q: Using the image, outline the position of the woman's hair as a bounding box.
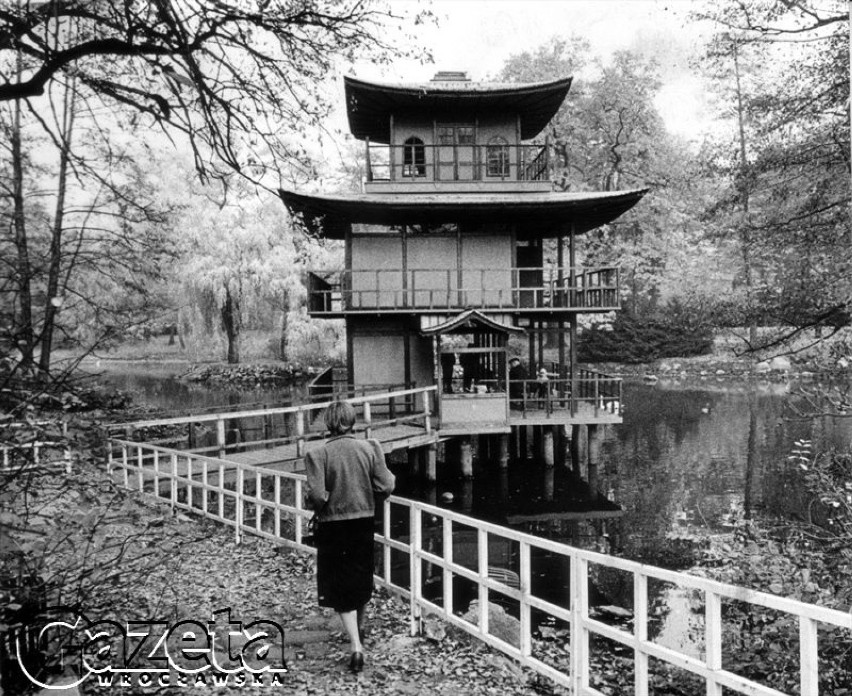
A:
[324,400,356,435]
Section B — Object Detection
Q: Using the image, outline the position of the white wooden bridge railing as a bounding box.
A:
[106,435,851,696]
[106,387,435,458]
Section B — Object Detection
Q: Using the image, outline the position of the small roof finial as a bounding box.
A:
[431,71,470,82]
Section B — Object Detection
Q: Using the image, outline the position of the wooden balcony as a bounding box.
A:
[364,141,550,191]
[307,266,620,315]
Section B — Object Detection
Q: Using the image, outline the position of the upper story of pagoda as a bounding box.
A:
[346,71,572,193]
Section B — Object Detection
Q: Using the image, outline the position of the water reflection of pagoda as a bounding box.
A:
[280,71,646,478]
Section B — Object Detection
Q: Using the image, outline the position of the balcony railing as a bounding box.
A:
[365,141,549,183]
[307,266,619,314]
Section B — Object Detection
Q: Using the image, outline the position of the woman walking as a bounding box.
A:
[304,400,395,673]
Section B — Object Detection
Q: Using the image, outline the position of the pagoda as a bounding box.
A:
[280,71,646,474]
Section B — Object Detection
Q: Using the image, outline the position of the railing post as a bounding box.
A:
[634,573,649,696]
[570,556,589,694]
[705,590,722,696]
[409,504,422,636]
[170,452,178,508]
[296,409,305,458]
[364,136,372,182]
[800,616,819,696]
[388,388,396,422]
[363,401,372,439]
[235,466,244,544]
[477,528,489,635]
[423,390,432,433]
[519,541,531,657]
[443,517,453,617]
[382,498,392,585]
[122,444,129,488]
[294,478,303,546]
[216,417,226,458]
[594,376,600,416]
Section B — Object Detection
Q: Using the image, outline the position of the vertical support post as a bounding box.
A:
[571,424,586,477]
[122,444,129,488]
[460,437,473,478]
[498,433,509,470]
[519,425,528,462]
[571,556,590,694]
[543,427,555,468]
[634,573,649,696]
[425,443,437,483]
[705,590,722,696]
[409,504,422,636]
[588,425,600,492]
[295,478,304,545]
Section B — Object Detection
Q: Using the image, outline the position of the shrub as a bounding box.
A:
[579,302,714,363]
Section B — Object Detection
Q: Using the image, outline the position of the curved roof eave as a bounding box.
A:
[278,188,649,239]
[344,75,573,143]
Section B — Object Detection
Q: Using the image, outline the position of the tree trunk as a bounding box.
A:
[39,75,77,376]
[11,49,35,373]
[221,287,241,364]
[733,42,758,347]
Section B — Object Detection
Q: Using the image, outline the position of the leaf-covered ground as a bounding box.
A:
[4,456,563,696]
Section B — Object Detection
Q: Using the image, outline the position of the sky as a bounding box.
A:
[344,0,717,144]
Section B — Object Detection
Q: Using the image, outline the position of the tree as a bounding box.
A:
[0,0,422,380]
[0,1,418,183]
[180,181,299,364]
[499,37,705,316]
[694,0,850,352]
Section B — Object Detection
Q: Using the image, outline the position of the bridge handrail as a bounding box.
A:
[107,385,437,431]
[107,437,852,695]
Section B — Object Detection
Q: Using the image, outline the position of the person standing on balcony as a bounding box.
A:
[509,357,528,409]
[304,400,395,673]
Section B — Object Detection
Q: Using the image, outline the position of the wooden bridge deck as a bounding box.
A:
[203,423,438,473]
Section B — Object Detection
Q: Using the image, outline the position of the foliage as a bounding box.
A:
[693,0,850,349]
[0,88,179,383]
[499,37,707,317]
[579,301,715,363]
[0,0,423,184]
[178,181,299,364]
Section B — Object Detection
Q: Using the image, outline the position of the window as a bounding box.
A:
[457,127,474,145]
[486,136,510,177]
[402,137,426,177]
[438,125,475,145]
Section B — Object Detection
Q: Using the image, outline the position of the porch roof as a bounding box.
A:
[278,188,648,239]
[420,310,524,336]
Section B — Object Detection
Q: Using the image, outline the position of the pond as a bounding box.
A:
[93,362,850,651]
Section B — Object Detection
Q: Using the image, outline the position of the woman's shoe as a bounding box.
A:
[349,651,364,673]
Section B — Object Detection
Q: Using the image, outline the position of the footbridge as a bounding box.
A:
[106,385,851,695]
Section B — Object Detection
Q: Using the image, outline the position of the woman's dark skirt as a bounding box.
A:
[315,516,375,612]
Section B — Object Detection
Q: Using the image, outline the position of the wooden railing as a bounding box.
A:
[107,438,852,695]
[106,387,436,460]
[506,368,622,417]
[1,419,73,474]
[307,266,620,314]
[366,141,549,182]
